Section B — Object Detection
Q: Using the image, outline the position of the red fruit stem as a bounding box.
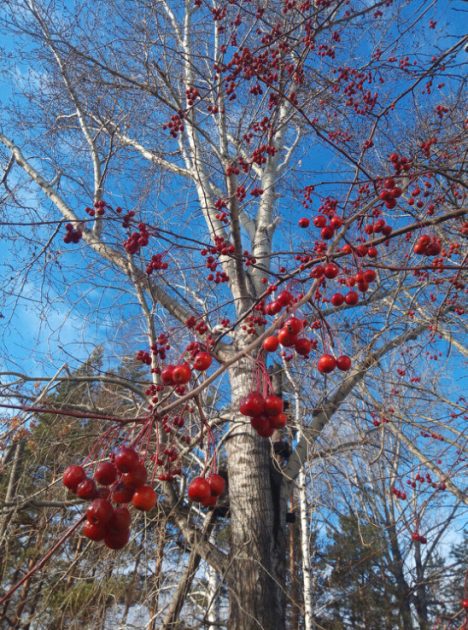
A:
[0,515,86,605]
[83,425,120,465]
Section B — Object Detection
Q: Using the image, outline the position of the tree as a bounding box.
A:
[0,0,466,628]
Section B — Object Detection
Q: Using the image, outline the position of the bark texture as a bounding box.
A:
[226,357,287,630]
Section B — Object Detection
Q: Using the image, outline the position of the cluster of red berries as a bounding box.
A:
[85,200,106,217]
[124,223,149,255]
[389,152,412,175]
[154,444,182,480]
[185,315,210,336]
[136,350,152,365]
[263,317,315,357]
[122,210,136,228]
[240,393,287,438]
[312,214,343,240]
[188,474,225,508]
[364,218,393,237]
[330,291,359,306]
[186,86,200,106]
[413,234,442,256]
[146,253,168,275]
[161,352,212,387]
[411,532,427,544]
[310,262,339,279]
[391,486,407,500]
[63,223,83,244]
[344,268,377,294]
[317,354,352,374]
[264,289,295,315]
[163,113,185,137]
[378,177,402,209]
[62,447,157,550]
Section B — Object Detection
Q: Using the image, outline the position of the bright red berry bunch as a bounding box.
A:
[63,223,83,244]
[188,473,225,508]
[378,177,402,209]
[413,234,442,256]
[62,446,157,550]
[239,392,287,438]
[317,354,352,374]
[124,223,149,255]
[146,253,169,275]
[263,317,316,357]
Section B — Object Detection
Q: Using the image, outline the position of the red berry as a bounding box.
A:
[94,462,117,486]
[251,415,270,433]
[276,290,293,307]
[295,337,312,356]
[331,293,344,307]
[132,485,157,511]
[267,300,282,315]
[112,482,135,504]
[76,478,97,500]
[86,499,114,526]
[109,506,131,532]
[104,528,130,550]
[345,291,359,305]
[317,354,336,374]
[364,269,376,283]
[264,395,284,417]
[121,463,147,488]
[321,226,334,240]
[193,352,212,371]
[324,263,339,279]
[263,336,279,352]
[270,412,287,429]
[284,317,304,335]
[336,355,352,371]
[63,465,86,491]
[277,328,297,347]
[255,419,274,438]
[172,363,192,384]
[298,217,310,228]
[313,215,327,228]
[83,521,106,542]
[201,494,218,508]
[115,447,139,473]
[367,246,378,258]
[330,216,343,230]
[161,365,176,385]
[188,477,211,503]
[240,392,265,417]
[207,473,225,497]
[462,600,468,610]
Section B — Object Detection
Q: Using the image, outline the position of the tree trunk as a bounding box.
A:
[414,543,429,630]
[387,523,413,630]
[226,357,287,630]
[206,530,219,630]
[298,467,313,630]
